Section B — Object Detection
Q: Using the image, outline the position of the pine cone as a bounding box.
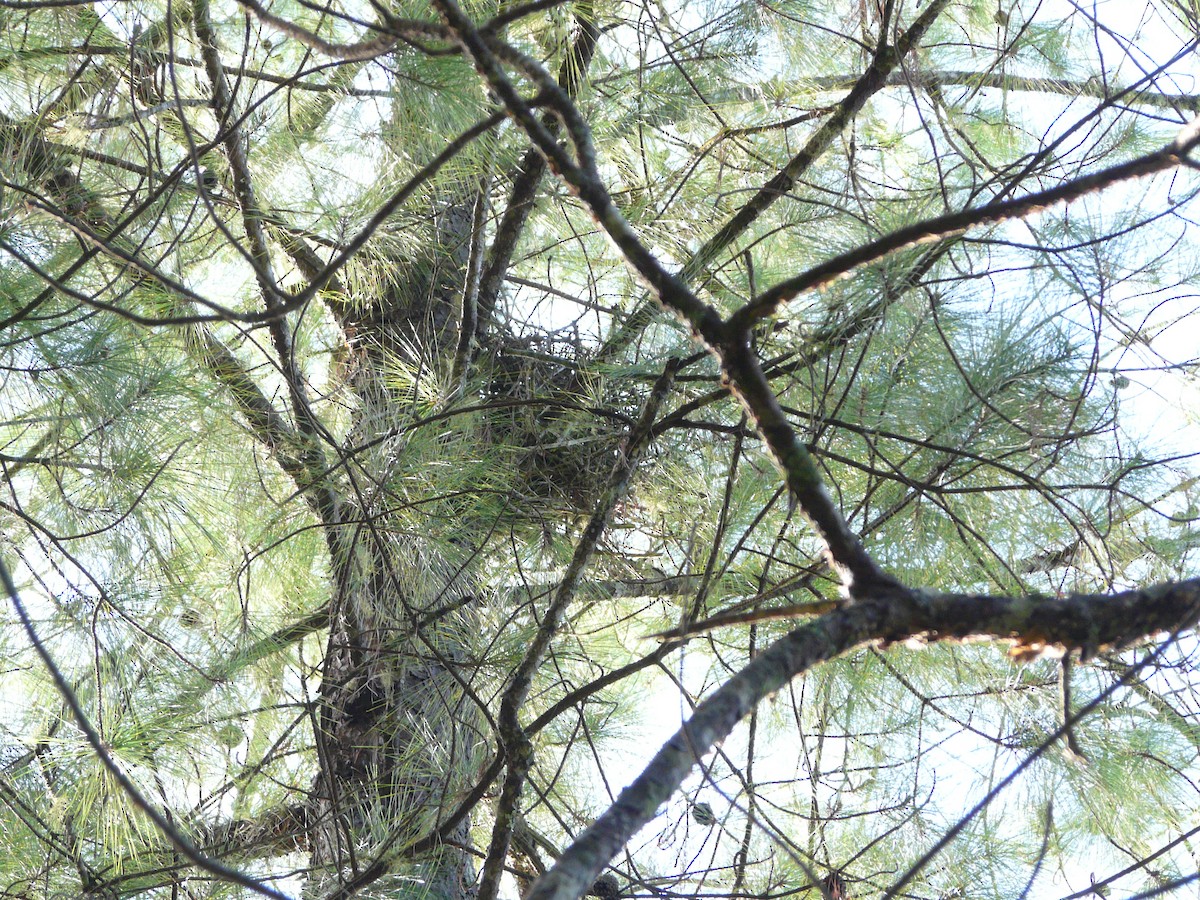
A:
[588,874,621,899]
[823,871,847,900]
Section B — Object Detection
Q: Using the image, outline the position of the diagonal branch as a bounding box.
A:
[232,0,452,60]
[527,578,1200,900]
[0,556,295,900]
[730,116,1200,328]
[475,360,678,900]
[593,0,954,362]
[433,0,894,596]
[0,110,335,527]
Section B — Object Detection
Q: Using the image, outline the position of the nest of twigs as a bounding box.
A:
[481,335,630,514]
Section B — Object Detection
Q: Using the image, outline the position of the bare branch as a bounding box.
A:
[731,116,1200,328]
[528,578,1200,900]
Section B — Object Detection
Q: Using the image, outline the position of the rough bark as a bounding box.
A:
[306,192,485,898]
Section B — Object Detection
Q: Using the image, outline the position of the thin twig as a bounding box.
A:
[0,555,295,900]
[731,115,1200,327]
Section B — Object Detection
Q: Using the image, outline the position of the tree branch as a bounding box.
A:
[475,5,601,339]
[0,556,295,900]
[232,0,452,60]
[433,0,895,595]
[730,116,1200,328]
[527,578,1200,900]
[476,360,678,900]
[593,0,954,363]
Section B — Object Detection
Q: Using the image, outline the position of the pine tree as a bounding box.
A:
[1,1,1200,899]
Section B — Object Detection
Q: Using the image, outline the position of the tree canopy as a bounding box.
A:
[2,0,1200,898]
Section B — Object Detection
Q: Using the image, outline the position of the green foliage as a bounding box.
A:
[2,0,1200,898]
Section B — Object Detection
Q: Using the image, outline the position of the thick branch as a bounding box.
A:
[434,0,891,594]
[594,0,953,362]
[527,578,1200,900]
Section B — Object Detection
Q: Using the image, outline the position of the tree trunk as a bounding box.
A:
[307,195,484,898]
